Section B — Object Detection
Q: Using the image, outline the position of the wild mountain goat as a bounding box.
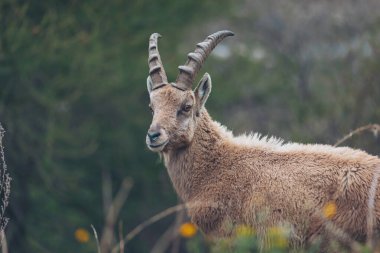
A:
[145,30,380,247]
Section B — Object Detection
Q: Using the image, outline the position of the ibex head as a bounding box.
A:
[146,31,234,152]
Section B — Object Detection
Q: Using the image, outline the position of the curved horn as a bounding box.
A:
[174,30,234,90]
[148,33,168,90]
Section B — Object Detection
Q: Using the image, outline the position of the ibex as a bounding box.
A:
[145,30,380,247]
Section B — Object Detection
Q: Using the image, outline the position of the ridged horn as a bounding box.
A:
[174,30,234,90]
[148,33,168,90]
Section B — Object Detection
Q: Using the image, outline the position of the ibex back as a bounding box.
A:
[145,31,380,247]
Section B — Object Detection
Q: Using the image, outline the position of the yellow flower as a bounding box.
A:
[323,201,337,219]
[235,225,255,237]
[179,222,197,238]
[75,228,90,243]
[267,226,288,249]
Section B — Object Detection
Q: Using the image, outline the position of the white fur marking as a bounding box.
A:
[212,120,372,158]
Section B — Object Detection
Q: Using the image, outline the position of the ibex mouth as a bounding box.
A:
[148,140,169,152]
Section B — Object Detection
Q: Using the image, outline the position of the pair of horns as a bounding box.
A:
[148,30,234,91]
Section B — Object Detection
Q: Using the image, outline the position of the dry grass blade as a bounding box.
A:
[0,124,11,246]
[334,124,380,250]
[150,224,176,253]
[150,204,185,253]
[118,221,124,253]
[0,231,8,253]
[366,166,380,249]
[111,204,185,253]
[334,124,380,147]
[322,220,362,253]
[308,209,362,253]
[170,208,185,253]
[91,224,101,253]
[100,178,133,253]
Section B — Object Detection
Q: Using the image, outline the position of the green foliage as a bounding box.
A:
[0,0,236,252]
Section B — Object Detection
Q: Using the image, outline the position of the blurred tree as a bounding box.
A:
[0,0,232,252]
[203,0,380,152]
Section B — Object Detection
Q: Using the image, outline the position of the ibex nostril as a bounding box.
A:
[148,131,161,143]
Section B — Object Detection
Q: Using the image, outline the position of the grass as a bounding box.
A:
[0,123,11,250]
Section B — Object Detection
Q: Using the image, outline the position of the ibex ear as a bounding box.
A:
[194,73,212,112]
[147,76,153,93]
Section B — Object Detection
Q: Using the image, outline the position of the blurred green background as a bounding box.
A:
[0,0,379,252]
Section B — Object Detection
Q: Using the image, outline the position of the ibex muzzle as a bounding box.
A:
[146,31,234,152]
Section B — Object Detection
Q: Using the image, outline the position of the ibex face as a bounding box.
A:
[146,31,234,152]
[146,84,197,152]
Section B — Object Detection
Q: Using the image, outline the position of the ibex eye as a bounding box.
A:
[183,105,192,112]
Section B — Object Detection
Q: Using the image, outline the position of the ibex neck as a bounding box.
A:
[163,110,222,201]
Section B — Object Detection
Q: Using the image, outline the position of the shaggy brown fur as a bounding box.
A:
[145,31,380,247]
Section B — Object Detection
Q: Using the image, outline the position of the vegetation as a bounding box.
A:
[0,124,11,246]
[0,0,379,252]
